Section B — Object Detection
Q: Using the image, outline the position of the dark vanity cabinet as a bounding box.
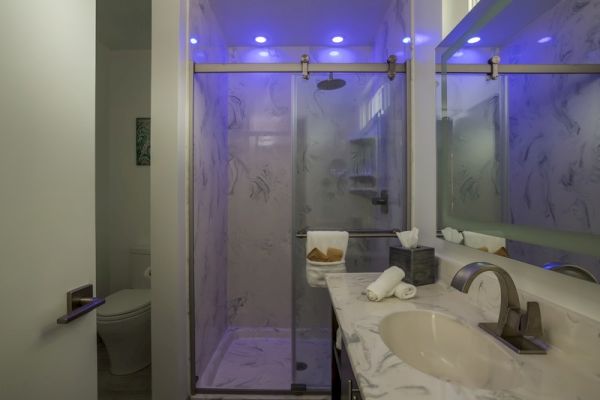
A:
[332,310,363,400]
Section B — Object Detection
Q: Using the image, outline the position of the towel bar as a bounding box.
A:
[296,228,401,239]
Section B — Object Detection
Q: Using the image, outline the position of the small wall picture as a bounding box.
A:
[136,117,151,166]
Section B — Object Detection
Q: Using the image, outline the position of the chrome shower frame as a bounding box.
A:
[188,57,413,397]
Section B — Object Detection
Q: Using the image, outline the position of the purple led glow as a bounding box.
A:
[467,36,481,44]
[190,37,198,45]
[537,36,552,44]
[329,50,340,56]
[331,36,344,44]
[258,50,269,57]
[254,36,267,44]
[402,36,411,44]
[452,51,464,58]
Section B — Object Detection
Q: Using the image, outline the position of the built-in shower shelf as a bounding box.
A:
[349,174,376,180]
[349,188,378,196]
[349,137,376,144]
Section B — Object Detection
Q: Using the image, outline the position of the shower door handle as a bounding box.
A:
[57,284,105,324]
[371,190,389,214]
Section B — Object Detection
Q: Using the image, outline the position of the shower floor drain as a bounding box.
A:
[295,361,308,371]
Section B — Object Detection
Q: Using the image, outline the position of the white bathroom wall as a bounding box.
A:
[150,0,190,397]
[412,0,600,321]
[96,49,151,296]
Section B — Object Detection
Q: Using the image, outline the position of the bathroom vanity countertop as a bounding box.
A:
[326,273,600,400]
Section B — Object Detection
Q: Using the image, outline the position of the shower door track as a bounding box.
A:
[435,63,600,75]
[194,62,407,74]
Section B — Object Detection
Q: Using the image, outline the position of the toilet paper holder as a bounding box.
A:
[57,284,105,325]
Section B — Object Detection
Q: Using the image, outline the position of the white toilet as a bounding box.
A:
[97,249,151,375]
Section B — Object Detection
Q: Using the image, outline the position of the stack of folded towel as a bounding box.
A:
[306,231,348,288]
[365,266,417,301]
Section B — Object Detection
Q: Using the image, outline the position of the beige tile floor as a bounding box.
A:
[98,339,151,400]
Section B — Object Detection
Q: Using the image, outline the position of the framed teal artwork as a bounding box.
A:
[136,118,151,166]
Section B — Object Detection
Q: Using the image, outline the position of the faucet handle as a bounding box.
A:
[520,302,543,338]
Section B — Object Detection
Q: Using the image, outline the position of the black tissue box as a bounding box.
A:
[389,246,436,286]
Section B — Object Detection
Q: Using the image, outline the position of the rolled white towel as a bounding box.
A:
[366,266,405,301]
[393,282,417,300]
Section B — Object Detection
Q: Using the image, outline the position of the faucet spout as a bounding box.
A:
[451,262,546,354]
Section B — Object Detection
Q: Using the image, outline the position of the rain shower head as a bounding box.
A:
[317,72,346,91]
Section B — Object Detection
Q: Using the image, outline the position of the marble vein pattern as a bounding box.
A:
[502,0,600,277]
[226,73,293,328]
[327,273,600,400]
[191,0,229,380]
[198,328,329,390]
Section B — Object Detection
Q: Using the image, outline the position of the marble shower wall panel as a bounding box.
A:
[501,0,600,65]
[227,73,293,328]
[373,0,411,63]
[193,72,230,379]
[191,0,229,380]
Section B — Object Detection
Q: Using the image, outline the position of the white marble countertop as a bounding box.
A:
[326,273,600,400]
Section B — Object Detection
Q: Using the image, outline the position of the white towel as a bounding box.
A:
[463,231,505,253]
[365,266,405,301]
[306,231,349,288]
[441,227,463,244]
[393,282,417,299]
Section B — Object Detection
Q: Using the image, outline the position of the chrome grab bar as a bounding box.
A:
[296,228,401,239]
[57,284,105,324]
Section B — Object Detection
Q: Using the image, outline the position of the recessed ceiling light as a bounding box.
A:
[467,36,481,44]
[402,36,411,44]
[329,50,340,56]
[331,36,344,44]
[537,36,552,44]
[255,36,267,44]
[190,37,198,45]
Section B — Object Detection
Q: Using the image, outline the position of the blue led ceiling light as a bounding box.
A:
[255,36,267,44]
[331,36,344,44]
[467,36,481,44]
[190,37,198,44]
[402,36,411,44]
[537,36,552,44]
[329,50,340,56]
[259,50,269,57]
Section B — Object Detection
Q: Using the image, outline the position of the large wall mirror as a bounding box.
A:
[435,0,600,283]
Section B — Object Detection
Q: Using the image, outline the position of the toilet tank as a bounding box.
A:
[129,248,151,289]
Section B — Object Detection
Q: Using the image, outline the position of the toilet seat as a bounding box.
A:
[97,289,150,321]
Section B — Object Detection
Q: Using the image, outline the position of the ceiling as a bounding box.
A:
[208,0,393,47]
[97,0,151,50]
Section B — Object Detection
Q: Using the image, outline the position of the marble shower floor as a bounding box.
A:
[198,328,330,391]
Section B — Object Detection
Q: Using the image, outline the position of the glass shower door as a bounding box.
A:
[291,72,408,390]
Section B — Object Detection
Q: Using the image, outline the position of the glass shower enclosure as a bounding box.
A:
[190,66,408,395]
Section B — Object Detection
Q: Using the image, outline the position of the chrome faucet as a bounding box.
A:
[451,262,547,354]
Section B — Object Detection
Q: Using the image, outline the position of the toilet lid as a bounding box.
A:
[97,289,150,318]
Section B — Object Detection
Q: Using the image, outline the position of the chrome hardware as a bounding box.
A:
[544,263,598,283]
[347,379,361,400]
[296,228,400,239]
[57,284,105,324]
[387,55,397,81]
[451,262,547,354]
[371,190,389,214]
[488,56,500,80]
[301,54,310,80]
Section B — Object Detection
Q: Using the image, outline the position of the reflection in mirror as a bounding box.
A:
[436,0,600,284]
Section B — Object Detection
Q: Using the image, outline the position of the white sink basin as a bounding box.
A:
[379,310,522,390]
